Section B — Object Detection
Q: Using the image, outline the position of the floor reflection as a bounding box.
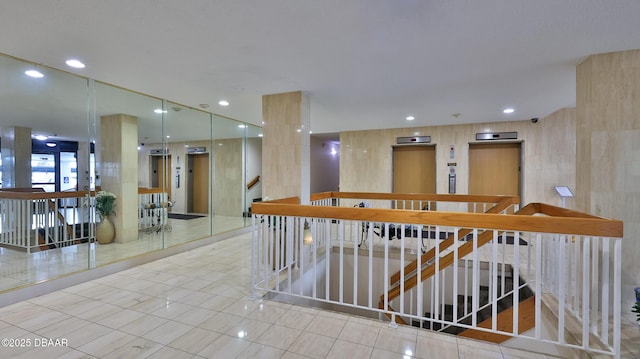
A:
[0,215,247,292]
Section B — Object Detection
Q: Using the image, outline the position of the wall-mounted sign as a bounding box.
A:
[396,136,431,144]
[475,131,518,141]
[187,147,207,154]
[150,148,169,155]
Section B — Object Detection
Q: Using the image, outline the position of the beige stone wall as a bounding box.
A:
[100,114,138,243]
[577,49,640,311]
[262,91,310,201]
[213,138,243,217]
[340,108,576,207]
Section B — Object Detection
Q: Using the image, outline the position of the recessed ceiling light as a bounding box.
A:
[25,70,44,78]
[65,59,85,69]
[406,116,415,121]
[166,135,170,138]
[258,133,263,137]
[503,108,515,114]
[34,135,48,141]
[238,124,247,128]
[218,100,230,106]
[45,142,57,147]
[154,109,167,114]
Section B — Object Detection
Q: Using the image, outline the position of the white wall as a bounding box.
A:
[310,137,340,193]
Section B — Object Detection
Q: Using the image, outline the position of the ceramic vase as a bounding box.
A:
[96,216,115,244]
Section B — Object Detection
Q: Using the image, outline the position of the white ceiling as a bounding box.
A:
[2,0,640,137]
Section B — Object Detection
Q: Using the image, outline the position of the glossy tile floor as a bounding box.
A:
[0,232,638,358]
[0,215,247,292]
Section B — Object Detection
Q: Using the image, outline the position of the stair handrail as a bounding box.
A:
[247,175,260,190]
[388,196,519,285]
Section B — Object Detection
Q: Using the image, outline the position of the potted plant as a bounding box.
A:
[95,190,116,244]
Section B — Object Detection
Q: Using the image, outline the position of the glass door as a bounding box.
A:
[60,152,77,192]
[31,154,56,192]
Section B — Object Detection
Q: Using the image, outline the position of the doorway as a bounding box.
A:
[150,155,172,204]
[468,142,521,212]
[187,153,209,214]
[392,145,436,210]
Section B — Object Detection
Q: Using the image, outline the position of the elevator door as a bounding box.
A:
[151,155,172,204]
[392,145,436,210]
[187,153,209,214]
[468,142,521,212]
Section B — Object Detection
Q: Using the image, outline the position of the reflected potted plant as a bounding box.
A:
[95,190,116,244]
[633,287,640,325]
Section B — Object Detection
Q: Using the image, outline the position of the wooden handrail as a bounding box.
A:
[310,191,335,201]
[325,191,520,204]
[0,190,93,200]
[138,187,164,194]
[247,175,260,190]
[0,187,171,199]
[261,196,301,204]
[252,202,622,237]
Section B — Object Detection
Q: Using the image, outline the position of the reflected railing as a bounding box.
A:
[0,188,93,253]
[138,188,171,234]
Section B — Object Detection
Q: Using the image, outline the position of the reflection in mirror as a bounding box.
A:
[93,81,166,260]
[0,52,261,296]
[0,54,92,291]
[245,123,263,226]
[138,102,214,245]
[212,115,251,234]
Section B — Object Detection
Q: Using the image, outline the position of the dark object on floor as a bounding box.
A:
[167,213,205,220]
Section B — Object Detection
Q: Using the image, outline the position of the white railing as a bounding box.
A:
[0,190,94,253]
[138,189,171,233]
[0,188,173,252]
[251,193,624,358]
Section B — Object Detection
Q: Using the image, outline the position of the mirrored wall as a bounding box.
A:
[0,53,261,293]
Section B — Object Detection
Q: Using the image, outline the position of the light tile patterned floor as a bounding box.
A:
[0,232,638,358]
[0,215,246,292]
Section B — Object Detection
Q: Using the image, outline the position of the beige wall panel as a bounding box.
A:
[213,138,243,217]
[576,49,640,313]
[340,108,576,208]
[262,91,310,201]
[100,114,138,243]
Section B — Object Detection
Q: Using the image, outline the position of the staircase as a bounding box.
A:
[380,199,537,343]
[412,263,535,343]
